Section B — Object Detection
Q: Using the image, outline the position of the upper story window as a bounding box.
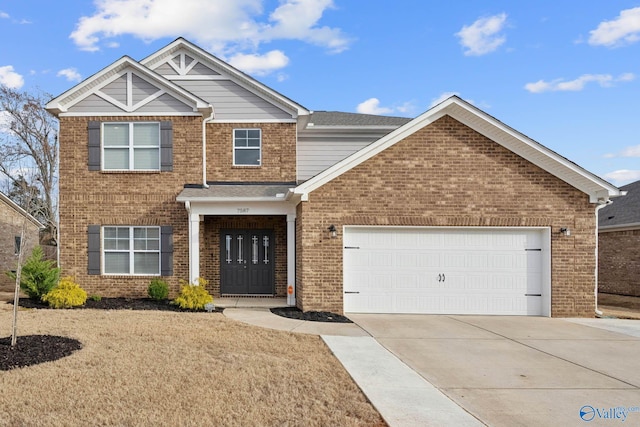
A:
[103,122,160,170]
[233,129,261,166]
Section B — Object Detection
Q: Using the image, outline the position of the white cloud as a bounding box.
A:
[0,111,13,134]
[356,98,393,115]
[429,92,460,108]
[524,73,635,93]
[456,13,507,56]
[57,68,82,82]
[605,145,640,158]
[0,11,9,19]
[0,65,24,89]
[604,169,640,184]
[228,50,289,76]
[589,7,640,47]
[69,0,350,74]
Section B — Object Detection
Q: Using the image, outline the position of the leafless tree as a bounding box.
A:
[0,86,57,238]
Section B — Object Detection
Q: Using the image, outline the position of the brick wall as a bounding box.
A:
[58,116,202,297]
[0,201,40,292]
[598,229,640,296]
[296,115,596,317]
[201,215,288,297]
[206,122,296,182]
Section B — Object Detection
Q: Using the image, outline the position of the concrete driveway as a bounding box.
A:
[348,314,640,426]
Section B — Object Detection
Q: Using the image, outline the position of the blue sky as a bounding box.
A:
[1,0,639,185]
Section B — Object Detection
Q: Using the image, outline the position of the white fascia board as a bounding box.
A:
[599,222,640,233]
[46,56,210,116]
[294,96,622,202]
[178,200,296,217]
[446,100,622,200]
[140,38,310,118]
[175,196,289,203]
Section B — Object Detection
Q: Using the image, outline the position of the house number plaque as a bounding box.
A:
[237,208,249,213]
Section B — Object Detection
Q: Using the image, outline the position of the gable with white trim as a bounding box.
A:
[293,96,622,203]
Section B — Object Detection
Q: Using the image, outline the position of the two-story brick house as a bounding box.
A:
[47,38,622,317]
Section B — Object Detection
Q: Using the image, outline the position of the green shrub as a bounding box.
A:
[89,294,102,302]
[7,246,60,300]
[42,277,88,309]
[173,278,213,310]
[147,278,169,300]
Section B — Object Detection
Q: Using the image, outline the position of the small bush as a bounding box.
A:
[7,246,60,300]
[173,278,213,310]
[42,277,88,309]
[147,278,169,300]
[89,295,102,302]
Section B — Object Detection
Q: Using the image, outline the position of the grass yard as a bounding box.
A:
[0,303,385,426]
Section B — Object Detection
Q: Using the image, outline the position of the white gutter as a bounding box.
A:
[594,199,613,316]
[202,105,215,188]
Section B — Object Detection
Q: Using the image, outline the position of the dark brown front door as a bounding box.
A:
[220,229,275,295]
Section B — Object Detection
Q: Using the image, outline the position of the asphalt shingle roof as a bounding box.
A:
[178,183,294,200]
[599,180,640,227]
[308,111,411,127]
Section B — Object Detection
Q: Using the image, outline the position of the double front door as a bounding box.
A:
[220,229,275,295]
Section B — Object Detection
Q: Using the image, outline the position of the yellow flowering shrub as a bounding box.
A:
[42,277,88,309]
[173,278,213,310]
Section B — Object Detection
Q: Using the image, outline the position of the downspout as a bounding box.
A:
[594,199,613,317]
[202,105,214,188]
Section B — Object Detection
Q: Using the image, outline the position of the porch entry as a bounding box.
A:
[220,229,275,295]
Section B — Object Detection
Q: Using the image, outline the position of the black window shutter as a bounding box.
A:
[88,121,101,171]
[161,226,173,276]
[160,121,173,171]
[87,225,101,275]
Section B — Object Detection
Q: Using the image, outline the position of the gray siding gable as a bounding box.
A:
[67,67,198,114]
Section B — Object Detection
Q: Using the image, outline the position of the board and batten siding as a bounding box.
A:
[174,80,293,121]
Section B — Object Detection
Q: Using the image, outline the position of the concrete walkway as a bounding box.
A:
[221,301,483,426]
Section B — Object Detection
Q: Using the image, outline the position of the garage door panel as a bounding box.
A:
[344,227,546,315]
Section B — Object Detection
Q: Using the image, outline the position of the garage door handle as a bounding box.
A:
[525,294,542,297]
[438,274,445,282]
[344,291,360,294]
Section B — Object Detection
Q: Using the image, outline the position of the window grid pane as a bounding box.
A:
[103,226,160,275]
[103,122,161,171]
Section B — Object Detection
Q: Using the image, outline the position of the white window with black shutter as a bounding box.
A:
[87,225,173,276]
[88,121,173,171]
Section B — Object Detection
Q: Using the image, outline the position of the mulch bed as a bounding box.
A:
[1,297,223,371]
[271,306,352,323]
[0,335,82,371]
[15,297,224,313]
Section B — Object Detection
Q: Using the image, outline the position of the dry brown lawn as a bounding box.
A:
[0,303,385,426]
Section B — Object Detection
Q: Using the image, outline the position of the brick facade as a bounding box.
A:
[598,229,640,296]
[58,116,202,297]
[206,122,297,182]
[296,115,597,317]
[0,198,41,292]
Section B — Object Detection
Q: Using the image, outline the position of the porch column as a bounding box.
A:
[189,212,201,284]
[286,214,296,306]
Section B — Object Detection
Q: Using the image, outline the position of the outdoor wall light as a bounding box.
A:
[328,224,337,239]
[560,227,571,236]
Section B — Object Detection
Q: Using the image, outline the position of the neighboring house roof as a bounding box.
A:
[307,111,411,127]
[293,96,622,203]
[177,183,295,202]
[46,56,211,116]
[599,180,640,230]
[0,192,45,229]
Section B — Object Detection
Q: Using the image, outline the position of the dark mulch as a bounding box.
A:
[15,297,224,313]
[271,306,352,323]
[0,335,83,371]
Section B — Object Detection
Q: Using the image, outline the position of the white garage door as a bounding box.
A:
[343,227,549,315]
